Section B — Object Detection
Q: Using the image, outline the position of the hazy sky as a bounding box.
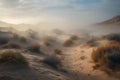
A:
[0,0,120,27]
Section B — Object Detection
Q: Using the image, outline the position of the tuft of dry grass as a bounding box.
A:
[0,37,10,45]
[19,36,27,43]
[1,41,22,49]
[63,39,73,47]
[91,41,120,73]
[80,56,86,60]
[52,29,65,35]
[69,35,79,40]
[54,49,62,55]
[103,33,120,42]
[28,43,41,53]
[85,37,98,47]
[0,49,28,65]
[63,35,79,47]
[43,36,54,46]
[43,41,51,46]
[43,55,61,69]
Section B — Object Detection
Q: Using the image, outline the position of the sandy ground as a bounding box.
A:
[0,49,69,80]
[62,45,120,80]
[0,43,120,80]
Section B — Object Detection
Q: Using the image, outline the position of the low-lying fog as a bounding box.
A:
[14,24,120,37]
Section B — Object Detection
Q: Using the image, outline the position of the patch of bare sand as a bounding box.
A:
[62,45,120,80]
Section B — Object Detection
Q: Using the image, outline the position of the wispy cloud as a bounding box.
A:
[0,0,119,27]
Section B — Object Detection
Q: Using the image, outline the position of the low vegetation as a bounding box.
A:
[0,49,28,65]
[0,37,10,45]
[54,49,62,55]
[27,29,38,39]
[63,39,73,47]
[69,35,79,40]
[85,38,98,47]
[91,41,120,73]
[13,33,28,43]
[1,41,22,49]
[52,29,65,35]
[63,35,79,47]
[43,55,61,69]
[103,33,120,42]
[28,43,41,53]
[43,36,55,46]
[19,36,27,43]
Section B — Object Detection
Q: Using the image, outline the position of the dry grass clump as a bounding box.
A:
[1,41,22,49]
[85,37,99,47]
[0,50,28,65]
[86,40,98,47]
[104,33,120,42]
[13,33,19,39]
[19,36,27,43]
[69,35,79,40]
[63,35,79,47]
[13,33,28,43]
[54,49,62,55]
[43,40,51,46]
[80,56,86,60]
[91,41,120,73]
[63,39,73,47]
[0,37,10,45]
[43,55,61,69]
[43,36,55,46]
[28,43,41,53]
[52,29,65,35]
[27,29,38,39]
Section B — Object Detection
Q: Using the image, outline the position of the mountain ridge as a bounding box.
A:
[97,16,120,25]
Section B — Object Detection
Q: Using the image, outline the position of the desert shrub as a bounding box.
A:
[91,42,120,72]
[13,33,27,43]
[0,37,9,45]
[0,50,28,65]
[52,29,65,35]
[27,29,38,39]
[104,33,120,42]
[80,56,86,60]
[43,40,51,46]
[69,35,79,40]
[19,36,27,43]
[86,38,98,47]
[1,41,22,49]
[63,39,73,47]
[13,33,19,39]
[43,36,54,46]
[43,55,61,69]
[28,43,41,53]
[63,35,79,47]
[54,49,62,55]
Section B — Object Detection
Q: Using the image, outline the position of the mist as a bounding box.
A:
[0,0,120,80]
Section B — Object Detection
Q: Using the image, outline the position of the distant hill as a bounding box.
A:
[0,21,14,27]
[87,16,120,35]
[0,20,34,31]
[97,16,120,26]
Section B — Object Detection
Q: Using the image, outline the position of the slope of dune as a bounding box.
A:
[62,44,120,80]
[0,21,14,27]
[0,20,120,80]
[87,16,120,36]
[97,16,120,26]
